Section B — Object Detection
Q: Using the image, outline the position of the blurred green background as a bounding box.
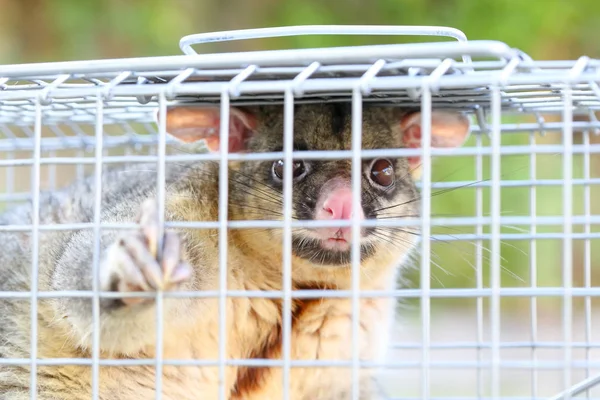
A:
[1,0,598,62]
[0,0,599,318]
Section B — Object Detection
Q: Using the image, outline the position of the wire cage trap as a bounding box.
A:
[0,25,599,400]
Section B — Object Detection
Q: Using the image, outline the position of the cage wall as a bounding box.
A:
[0,27,599,400]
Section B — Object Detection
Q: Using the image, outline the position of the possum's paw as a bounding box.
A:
[103,198,192,306]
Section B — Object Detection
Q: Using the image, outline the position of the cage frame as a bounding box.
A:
[0,24,598,400]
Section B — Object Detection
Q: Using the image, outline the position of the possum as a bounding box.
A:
[0,102,470,399]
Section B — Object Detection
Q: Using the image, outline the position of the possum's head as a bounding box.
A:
[160,103,470,269]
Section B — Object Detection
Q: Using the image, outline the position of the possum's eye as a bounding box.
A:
[369,159,394,187]
[272,160,307,181]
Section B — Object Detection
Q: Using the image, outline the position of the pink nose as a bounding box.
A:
[316,188,364,221]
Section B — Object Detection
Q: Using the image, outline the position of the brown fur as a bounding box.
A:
[0,103,469,399]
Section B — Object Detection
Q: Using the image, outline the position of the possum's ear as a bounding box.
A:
[154,106,257,153]
[398,110,471,179]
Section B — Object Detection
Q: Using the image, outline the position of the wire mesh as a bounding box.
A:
[0,25,598,400]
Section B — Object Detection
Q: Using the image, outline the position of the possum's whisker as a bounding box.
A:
[371,230,455,280]
[502,225,529,234]
[229,189,283,207]
[235,170,316,202]
[430,272,446,288]
[228,167,283,194]
[388,226,526,284]
[112,161,285,208]
[206,228,271,238]
[228,201,285,214]
[113,169,162,175]
[429,255,455,278]
[377,220,505,260]
[370,230,418,252]
[375,213,489,220]
[167,192,286,219]
[420,225,528,264]
[230,168,317,204]
[227,179,284,203]
[373,178,490,214]
[369,231,405,251]
[402,247,448,287]
[375,162,533,215]
[229,177,284,205]
[375,223,520,282]
[375,209,517,220]
[234,228,275,237]
[230,212,285,220]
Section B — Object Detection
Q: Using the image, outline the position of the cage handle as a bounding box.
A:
[179,25,472,63]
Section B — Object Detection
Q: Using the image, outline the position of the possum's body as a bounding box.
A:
[0,103,469,399]
[0,162,401,400]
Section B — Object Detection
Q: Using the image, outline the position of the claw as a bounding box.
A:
[170,263,192,285]
[138,198,159,259]
[161,231,181,282]
[107,198,191,304]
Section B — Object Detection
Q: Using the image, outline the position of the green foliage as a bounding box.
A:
[5,0,597,60]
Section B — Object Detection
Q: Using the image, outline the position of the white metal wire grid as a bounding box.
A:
[0,25,598,399]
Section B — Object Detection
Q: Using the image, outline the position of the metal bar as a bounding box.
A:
[490,85,502,399]
[229,65,258,98]
[6,286,600,300]
[282,88,294,400]
[154,91,167,400]
[419,83,432,400]
[548,374,600,400]
[217,89,230,400]
[350,86,363,400]
[4,58,600,81]
[6,175,600,194]
[529,116,538,399]
[562,83,574,399]
[164,68,195,99]
[2,144,600,165]
[7,356,600,371]
[9,71,600,101]
[583,126,593,399]
[90,94,103,400]
[28,91,42,400]
[390,341,600,350]
[4,121,600,138]
[0,40,513,78]
[1,214,600,231]
[291,62,320,96]
[474,117,484,399]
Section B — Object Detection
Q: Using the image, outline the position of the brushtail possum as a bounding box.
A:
[0,102,470,399]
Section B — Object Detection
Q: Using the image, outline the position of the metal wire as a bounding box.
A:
[90,94,103,400]
[179,25,468,52]
[28,91,42,400]
[0,25,599,400]
[282,87,294,400]
[529,113,539,399]
[562,83,574,400]
[350,86,363,400]
[584,127,593,399]
[217,90,230,400]
[154,91,167,400]
[490,85,502,399]
[419,83,433,399]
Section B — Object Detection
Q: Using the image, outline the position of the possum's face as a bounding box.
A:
[162,103,470,267]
